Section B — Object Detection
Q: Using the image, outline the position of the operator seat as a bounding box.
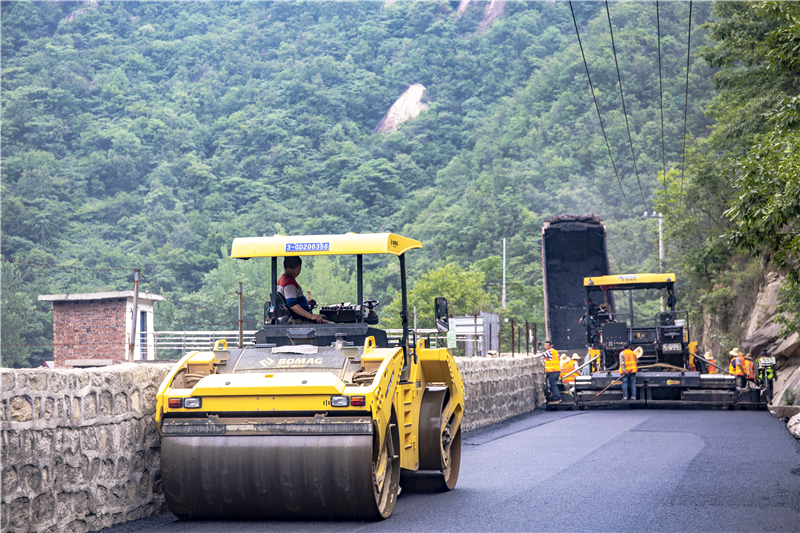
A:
[273,293,291,325]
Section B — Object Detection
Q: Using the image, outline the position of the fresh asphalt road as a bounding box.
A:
[103,409,800,533]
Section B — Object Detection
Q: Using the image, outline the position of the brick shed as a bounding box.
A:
[37,291,165,367]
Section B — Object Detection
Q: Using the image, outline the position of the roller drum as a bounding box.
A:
[162,434,376,520]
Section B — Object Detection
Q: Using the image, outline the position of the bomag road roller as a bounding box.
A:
[155,233,465,520]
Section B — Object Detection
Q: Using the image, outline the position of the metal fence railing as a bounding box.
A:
[153,330,259,359]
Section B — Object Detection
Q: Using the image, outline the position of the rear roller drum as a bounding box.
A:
[401,387,462,493]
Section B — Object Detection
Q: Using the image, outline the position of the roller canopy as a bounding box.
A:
[584,273,677,291]
[231,233,422,258]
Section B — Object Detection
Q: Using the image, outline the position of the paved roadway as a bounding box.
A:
[104,410,800,533]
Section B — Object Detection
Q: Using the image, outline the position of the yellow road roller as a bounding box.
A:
[155,233,465,520]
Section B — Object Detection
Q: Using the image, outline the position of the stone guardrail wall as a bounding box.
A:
[455,356,546,432]
[1,364,172,533]
[2,356,545,533]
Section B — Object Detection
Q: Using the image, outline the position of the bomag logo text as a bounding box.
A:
[391,239,399,247]
[277,357,324,365]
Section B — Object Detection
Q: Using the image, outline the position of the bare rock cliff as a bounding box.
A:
[374,84,429,134]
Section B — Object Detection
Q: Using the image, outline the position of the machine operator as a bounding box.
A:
[278,256,329,324]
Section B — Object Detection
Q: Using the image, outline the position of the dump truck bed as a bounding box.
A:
[542,214,611,352]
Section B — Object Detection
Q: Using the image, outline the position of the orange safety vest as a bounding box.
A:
[620,349,638,374]
[561,360,577,383]
[544,349,562,373]
[729,356,743,376]
[707,357,717,374]
[743,359,755,380]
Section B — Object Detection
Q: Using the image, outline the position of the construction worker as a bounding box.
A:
[619,341,638,401]
[561,354,579,385]
[541,340,562,403]
[756,348,775,402]
[705,352,717,374]
[743,353,755,387]
[729,347,746,388]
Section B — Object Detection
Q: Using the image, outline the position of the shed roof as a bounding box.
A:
[38,291,166,303]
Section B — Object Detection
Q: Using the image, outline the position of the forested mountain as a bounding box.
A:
[2,1,715,366]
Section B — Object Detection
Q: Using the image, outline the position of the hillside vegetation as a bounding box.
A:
[2,1,715,366]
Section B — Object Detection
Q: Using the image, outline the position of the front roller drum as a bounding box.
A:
[401,387,462,493]
[162,429,400,520]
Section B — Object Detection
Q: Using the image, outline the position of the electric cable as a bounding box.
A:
[657,1,667,208]
[569,0,636,216]
[679,0,693,207]
[605,0,648,211]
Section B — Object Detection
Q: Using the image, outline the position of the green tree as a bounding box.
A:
[383,263,491,329]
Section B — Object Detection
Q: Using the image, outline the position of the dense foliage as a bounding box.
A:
[664,0,800,354]
[2,1,714,366]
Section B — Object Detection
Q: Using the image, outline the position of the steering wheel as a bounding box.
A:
[364,299,379,310]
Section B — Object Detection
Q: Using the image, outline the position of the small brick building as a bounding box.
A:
[38,291,165,367]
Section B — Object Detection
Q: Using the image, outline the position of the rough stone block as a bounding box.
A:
[29,372,48,391]
[78,373,90,389]
[2,370,15,391]
[81,427,98,452]
[105,371,122,391]
[142,386,157,411]
[20,464,42,493]
[99,391,113,417]
[113,392,128,415]
[122,371,134,390]
[72,396,81,421]
[2,466,18,495]
[10,497,30,530]
[10,396,33,422]
[51,373,67,393]
[130,391,141,415]
[84,392,97,420]
[31,492,55,525]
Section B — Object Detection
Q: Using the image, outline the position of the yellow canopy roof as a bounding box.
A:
[584,273,677,290]
[230,233,422,258]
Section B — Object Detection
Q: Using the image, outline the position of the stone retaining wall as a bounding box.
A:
[1,364,172,533]
[455,356,546,432]
[1,356,545,532]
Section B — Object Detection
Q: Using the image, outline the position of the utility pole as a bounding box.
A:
[128,269,140,362]
[643,211,665,311]
[502,238,507,310]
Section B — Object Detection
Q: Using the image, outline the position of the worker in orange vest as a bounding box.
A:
[743,354,755,386]
[540,341,562,403]
[729,347,746,388]
[619,341,638,401]
[705,352,717,374]
[561,354,579,384]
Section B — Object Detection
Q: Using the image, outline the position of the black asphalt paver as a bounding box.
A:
[102,410,800,533]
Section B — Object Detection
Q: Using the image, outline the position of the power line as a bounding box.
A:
[605,0,648,211]
[679,0,693,207]
[568,0,635,216]
[657,1,667,208]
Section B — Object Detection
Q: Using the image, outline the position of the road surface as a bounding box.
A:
[103,409,800,532]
